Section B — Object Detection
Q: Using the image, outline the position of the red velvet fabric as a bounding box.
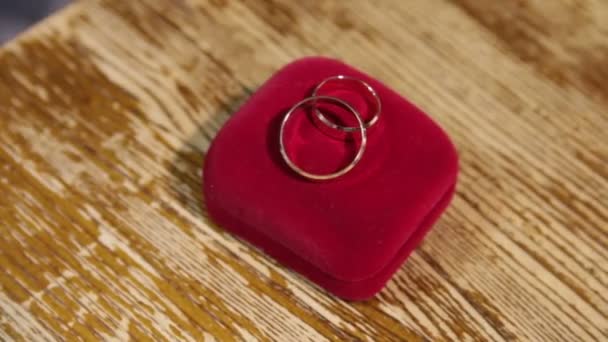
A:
[203,57,458,300]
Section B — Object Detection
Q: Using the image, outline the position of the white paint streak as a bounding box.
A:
[287,283,345,328]
[0,292,56,340]
[98,228,160,277]
[203,332,217,342]
[234,324,259,342]
[99,315,130,341]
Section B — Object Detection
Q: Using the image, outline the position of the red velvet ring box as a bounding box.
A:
[203,57,458,300]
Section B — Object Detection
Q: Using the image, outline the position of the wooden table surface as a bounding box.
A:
[0,0,606,340]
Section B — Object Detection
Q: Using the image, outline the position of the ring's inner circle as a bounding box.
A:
[282,100,364,175]
[314,79,377,126]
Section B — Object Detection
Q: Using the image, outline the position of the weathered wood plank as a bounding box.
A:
[0,0,606,340]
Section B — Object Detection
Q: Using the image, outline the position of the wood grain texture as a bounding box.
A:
[0,0,606,340]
